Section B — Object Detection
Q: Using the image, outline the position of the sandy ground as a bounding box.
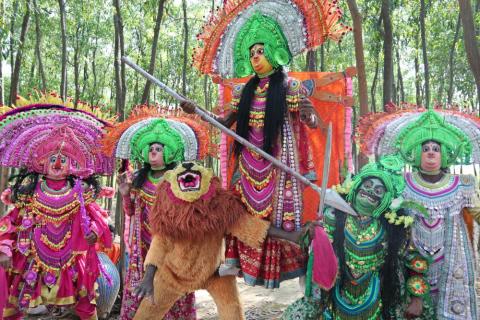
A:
[24,278,303,320]
[195,279,303,320]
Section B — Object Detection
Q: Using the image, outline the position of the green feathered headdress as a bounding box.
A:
[129,119,185,165]
[233,12,292,78]
[395,109,471,168]
[346,155,405,218]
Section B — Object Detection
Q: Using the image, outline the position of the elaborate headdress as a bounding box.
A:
[102,105,211,163]
[357,105,478,168]
[233,13,291,77]
[193,0,350,78]
[347,155,405,218]
[0,92,115,177]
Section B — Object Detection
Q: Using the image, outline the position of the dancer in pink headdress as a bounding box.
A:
[0,96,115,320]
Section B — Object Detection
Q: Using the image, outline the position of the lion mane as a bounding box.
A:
[149,176,245,242]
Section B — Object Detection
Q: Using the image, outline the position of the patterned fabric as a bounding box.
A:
[404,172,478,319]
[1,179,111,320]
[224,77,314,288]
[120,177,196,320]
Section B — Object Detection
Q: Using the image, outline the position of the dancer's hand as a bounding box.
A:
[299,98,323,129]
[0,253,11,269]
[180,100,197,114]
[405,296,423,319]
[134,265,157,303]
[85,232,98,245]
[1,188,13,206]
[117,171,132,197]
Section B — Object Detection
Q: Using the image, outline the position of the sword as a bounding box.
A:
[122,56,356,216]
[318,123,332,218]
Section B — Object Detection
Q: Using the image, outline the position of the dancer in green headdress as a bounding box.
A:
[322,156,431,320]
[358,107,480,319]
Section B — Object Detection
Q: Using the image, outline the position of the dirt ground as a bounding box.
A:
[24,278,302,320]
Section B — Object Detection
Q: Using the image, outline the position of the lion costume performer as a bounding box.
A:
[0,93,115,320]
[102,106,213,320]
[181,0,354,289]
[357,105,480,319]
[133,161,273,320]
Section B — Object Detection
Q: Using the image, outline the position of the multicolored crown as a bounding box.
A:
[193,0,350,78]
[102,105,211,163]
[0,92,115,177]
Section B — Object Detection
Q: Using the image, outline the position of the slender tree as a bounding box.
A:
[182,0,189,96]
[419,0,430,108]
[381,0,393,109]
[58,0,67,99]
[9,0,31,106]
[458,0,480,109]
[33,0,46,91]
[141,0,166,104]
[305,50,317,71]
[346,0,368,116]
[447,14,462,104]
[396,47,405,102]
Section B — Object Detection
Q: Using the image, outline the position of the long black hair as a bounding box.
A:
[234,67,288,156]
[9,168,101,202]
[332,209,407,319]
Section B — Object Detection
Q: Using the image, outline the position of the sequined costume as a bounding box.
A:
[0,96,115,320]
[357,107,480,319]
[102,108,210,320]
[403,172,477,319]
[224,77,314,288]
[0,180,111,320]
[320,156,430,319]
[189,0,351,290]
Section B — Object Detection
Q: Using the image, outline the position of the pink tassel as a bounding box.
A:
[312,226,338,290]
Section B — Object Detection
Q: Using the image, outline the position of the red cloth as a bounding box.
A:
[312,226,338,290]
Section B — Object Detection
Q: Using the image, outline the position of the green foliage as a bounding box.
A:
[0,0,477,114]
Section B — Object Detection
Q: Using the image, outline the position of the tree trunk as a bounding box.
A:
[448,13,462,104]
[90,19,99,106]
[320,44,325,71]
[9,0,31,106]
[415,36,422,106]
[140,0,166,104]
[395,48,405,103]
[459,0,480,109]
[182,0,188,96]
[74,24,81,108]
[33,0,46,91]
[420,0,430,108]
[58,0,67,99]
[113,0,126,120]
[381,0,393,109]
[9,0,19,105]
[346,0,368,116]
[371,57,379,112]
[81,54,88,98]
[305,50,317,71]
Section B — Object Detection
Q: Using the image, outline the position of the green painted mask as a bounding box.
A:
[353,178,386,216]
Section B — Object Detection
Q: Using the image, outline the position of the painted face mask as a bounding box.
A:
[420,141,442,172]
[46,153,70,180]
[353,178,386,216]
